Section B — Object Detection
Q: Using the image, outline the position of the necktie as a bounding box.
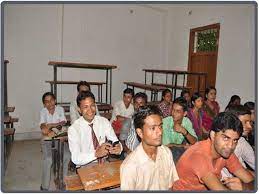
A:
[89,123,99,149]
[89,123,103,164]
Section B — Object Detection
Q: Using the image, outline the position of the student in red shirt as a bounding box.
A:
[173,112,254,191]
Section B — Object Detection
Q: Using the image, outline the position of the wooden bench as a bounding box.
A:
[152,83,192,91]
[64,174,84,191]
[46,81,106,103]
[4,128,15,172]
[4,116,19,128]
[4,106,15,113]
[124,82,166,101]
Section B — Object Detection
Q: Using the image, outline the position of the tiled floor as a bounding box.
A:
[3,139,56,192]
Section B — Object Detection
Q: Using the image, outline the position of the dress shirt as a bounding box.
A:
[40,105,66,125]
[69,100,99,125]
[221,136,255,178]
[68,115,122,166]
[125,119,140,151]
[120,143,179,190]
[110,100,134,123]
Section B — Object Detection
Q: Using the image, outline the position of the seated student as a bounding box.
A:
[180,90,192,109]
[187,92,209,140]
[125,92,148,152]
[70,81,99,125]
[202,86,220,130]
[221,105,255,178]
[162,97,198,163]
[110,88,134,141]
[120,105,179,190]
[39,92,70,190]
[225,95,241,111]
[158,89,173,118]
[68,91,122,167]
[244,101,255,147]
[173,112,254,191]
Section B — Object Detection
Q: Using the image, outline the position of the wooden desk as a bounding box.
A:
[4,106,15,113]
[124,81,166,101]
[46,81,105,103]
[77,160,122,190]
[48,61,117,104]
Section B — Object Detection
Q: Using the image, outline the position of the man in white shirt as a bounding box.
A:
[39,92,70,190]
[68,91,122,167]
[120,105,179,190]
[222,105,255,178]
[110,88,134,152]
[70,81,99,125]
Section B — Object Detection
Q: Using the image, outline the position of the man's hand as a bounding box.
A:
[173,122,187,135]
[222,177,243,191]
[108,143,122,155]
[95,143,110,158]
[41,124,50,135]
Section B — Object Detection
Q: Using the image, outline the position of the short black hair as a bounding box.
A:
[191,92,203,103]
[211,112,243,136]
[173,97,188,112]
[123,88,134,96]
[161,89,172,101]
[77,81,91,92]
[244,101,255,111]
[76,91,95,107]
[133,92,148,104]
[42,92,56,104]
[227,105,251,117]
[180,89,190,97]
[225,95,241,110]
[133,105,162,130]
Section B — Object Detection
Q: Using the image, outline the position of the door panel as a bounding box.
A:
[187,23,220,97]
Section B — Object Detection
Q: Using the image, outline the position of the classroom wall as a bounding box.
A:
[3,4,168,138]
[165,4,256,109]
[3,3,255,139]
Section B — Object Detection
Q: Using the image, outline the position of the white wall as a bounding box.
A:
[3,3,255,139]
[166,4,255,109]
[4,4,167,137]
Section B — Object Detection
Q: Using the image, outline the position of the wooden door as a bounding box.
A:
[187,23,220,96]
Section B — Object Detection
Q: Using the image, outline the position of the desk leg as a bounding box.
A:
[56,140,60,189]
[60,141,64,189]
[52,139,56,178]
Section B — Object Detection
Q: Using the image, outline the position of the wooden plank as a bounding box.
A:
[143,69,207,75]
[4,116,11,123]
[45,81,106,85]
[5,106,15,113]
[152,83,192,90]
[124,82,166,91]
[10,117,19,123]
[48,61,117,70]
[100,112,112,120]
[77,160,122,190]
[97,103,113,111]
[4,128,15,136]
[64,174,84,191]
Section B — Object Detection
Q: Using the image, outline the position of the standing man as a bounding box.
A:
[70,81,99,125]
[68,91,122,167]
[173,112,254,191]
[120,105,179,190]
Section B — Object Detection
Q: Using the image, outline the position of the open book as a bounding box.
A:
[42,127,68,140]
